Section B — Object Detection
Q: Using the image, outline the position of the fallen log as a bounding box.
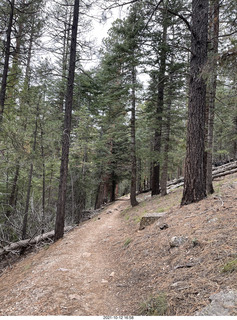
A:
[212,161,237,176]
[0,226,74,257]
[166,161,237,192]
[212,167,237,180]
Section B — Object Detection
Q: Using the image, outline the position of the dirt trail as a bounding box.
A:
[1,174,237,316]
[0,197,131,316]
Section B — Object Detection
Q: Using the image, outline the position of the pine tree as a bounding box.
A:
[54,0,80,241]
[181,0,208,205]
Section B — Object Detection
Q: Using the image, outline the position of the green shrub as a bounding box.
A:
[221,259,237,273]
[139,293,168,316]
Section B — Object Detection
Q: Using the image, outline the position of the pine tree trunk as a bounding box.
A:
[6,162,20,218]
[130,66,138,207]
[151,12,167,196]
[22,103,39,240]
[181,0,208,205]
[40,121,46,233]
[110,171,116,202]
[160,92,171,196]
[54,0,80,241]
[234,116,237,159]
[59,8,72,114]
[137,158,142,193]
[206,0,219,194]
[0,0,15,120]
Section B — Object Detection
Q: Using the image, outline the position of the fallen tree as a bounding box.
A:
[1,161,237,259]
[0,226,74,258]
[167,160,237,192]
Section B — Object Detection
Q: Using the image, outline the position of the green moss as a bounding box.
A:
[139,293,168,316]
[221,259,237,273]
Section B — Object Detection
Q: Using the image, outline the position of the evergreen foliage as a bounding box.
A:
[0,0,236,242]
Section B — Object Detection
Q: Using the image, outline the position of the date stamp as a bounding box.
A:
[103,317,134,320]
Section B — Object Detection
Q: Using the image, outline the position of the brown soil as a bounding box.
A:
[0,174,236,316]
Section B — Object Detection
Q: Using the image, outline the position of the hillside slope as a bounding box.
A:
[0,174,236,316]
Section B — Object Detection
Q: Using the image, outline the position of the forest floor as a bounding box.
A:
[0,173,236,316]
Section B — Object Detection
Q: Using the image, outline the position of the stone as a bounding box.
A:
[196,290,237,316]
[169,236,188,248]
[158,223,169,230]
[57,268,69,272]
[139,212,167,230]
[101,279,108,284]
[69,294,81,300]
[109,272,115,277]
[82,252,91,258]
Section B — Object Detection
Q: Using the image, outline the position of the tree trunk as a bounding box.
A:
[137,158,142,193]
[59,7,72,114]
[54,0,80,241]
[110,170,116,202]
[233,116,237,159]
[206,0,219,195]
[0,0,15,120]
[40,120,46,233]
[181,0,208,205]
[130,65,138,207]
[160,90,171,196]
[151,12,168,196]
[94,181,104,210]
[6,162,20,218]
[22,102,39,240]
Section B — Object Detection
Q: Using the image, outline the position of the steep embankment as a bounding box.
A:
[0,173,236,316]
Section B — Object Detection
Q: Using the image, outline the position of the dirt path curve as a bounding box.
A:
[0,197,132,316]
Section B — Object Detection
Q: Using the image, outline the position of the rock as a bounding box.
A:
[106,210,112,214]
[170,236,188,248]
[101,279,108,284]
[82,252,91,258]
[57,268,69,272]
[69,294,81,300]
[208,217,218,223]
[139,212,167,230]
[158,223,169,230]
[196,290,237,316]
[109,272,115,277]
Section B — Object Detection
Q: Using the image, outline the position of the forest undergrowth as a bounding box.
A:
[0,173,236,316]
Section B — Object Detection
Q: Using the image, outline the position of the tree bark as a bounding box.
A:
[22,102,39,240]
[39,120,46,233]
[0,0,15,120]
[130,65,139,207]
[160,88,171,196]
[6,162,20,218]
[54,0,80,241]
[181,0,208,205]
[206,0,219,195]
[151,12,168,196]
[234,116,237,159]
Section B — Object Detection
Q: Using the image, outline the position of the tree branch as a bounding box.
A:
[166,8,191,32]
[142,0,164,32]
